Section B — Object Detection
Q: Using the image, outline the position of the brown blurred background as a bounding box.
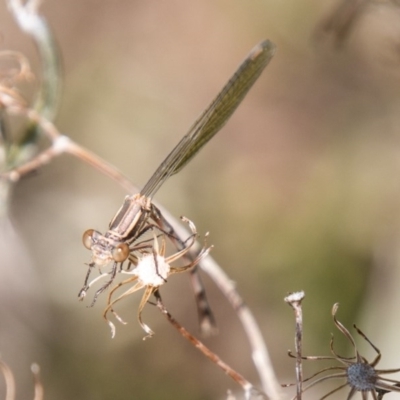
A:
[2,0,400,399]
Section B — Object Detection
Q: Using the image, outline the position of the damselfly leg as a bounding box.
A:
[80,208,186,305]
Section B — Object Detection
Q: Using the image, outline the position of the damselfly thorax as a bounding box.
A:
[83,194,152,266]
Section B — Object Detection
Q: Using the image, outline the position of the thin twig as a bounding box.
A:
[31,363,44,400]
[158,204,282,400]
[0,102,137,193]
[202,262,281,399]
[284,291,305,400]
[0,359,16,400]
[154,290,266,400]
[0,359,44,400]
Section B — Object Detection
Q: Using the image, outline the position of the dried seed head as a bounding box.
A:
[284,303,400,399]
[347,363,377,391]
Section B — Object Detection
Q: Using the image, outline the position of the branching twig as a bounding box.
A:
[0,101,137,193]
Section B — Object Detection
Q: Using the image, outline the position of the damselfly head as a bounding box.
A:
[82,229,130,266]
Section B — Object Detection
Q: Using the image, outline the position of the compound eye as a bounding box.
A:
[112,242,130,262]
[82,229,95,250]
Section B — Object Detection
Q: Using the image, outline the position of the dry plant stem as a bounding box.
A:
[31,364,44,400]
[0,359,16,400]
[284,291,305,400]
[0,360,44,400]
[67,141,137,193]
[157,206,282,400]
[154,291,266,400]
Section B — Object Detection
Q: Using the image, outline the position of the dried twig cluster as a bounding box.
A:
[285,295,400,400]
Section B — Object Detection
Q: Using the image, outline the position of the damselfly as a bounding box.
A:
[81,40,276,330]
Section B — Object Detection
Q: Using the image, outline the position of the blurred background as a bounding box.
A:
[1,0,400,398]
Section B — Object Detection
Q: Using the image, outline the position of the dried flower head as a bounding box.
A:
[0,50,34,111]
[103,217,212,338]
[285,303,400,399]
[0,50,33,86]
